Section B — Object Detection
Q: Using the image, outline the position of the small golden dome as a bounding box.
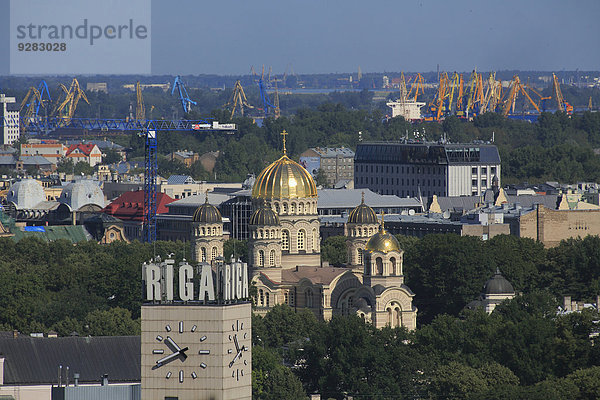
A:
[193,197,222,223]
[365,226,400,254]
[252,154,317,199]
[347,192,378,224]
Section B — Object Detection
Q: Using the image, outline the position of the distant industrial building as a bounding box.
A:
[300,147,355,187]
[354,142,501,199]
[0,94,20,145]
[85,82,108,93]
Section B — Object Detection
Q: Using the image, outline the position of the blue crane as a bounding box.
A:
[3,115,235,242]
[171,76,197,114]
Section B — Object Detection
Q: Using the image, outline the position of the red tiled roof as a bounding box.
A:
[66,144,97,157]
[103,190,175,221]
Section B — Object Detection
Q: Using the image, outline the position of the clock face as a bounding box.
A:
[227,319,249,381]
[151,321,210,383]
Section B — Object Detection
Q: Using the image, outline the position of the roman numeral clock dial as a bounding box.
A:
[227,319,249,381]
[151,321,210,383]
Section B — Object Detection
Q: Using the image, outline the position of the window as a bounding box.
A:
[211,247,217,260]
[358,248,363,265]
[312,228,318,251]
[481,167,487,174]
[266,292,270,307]
[259,289,264,306]
[472,167,477,175]
[376,257,383,275]
[481,179,487,187]
[472,179,477,187]
[269,250,275,266]
[201,247,207,262]
[390,257,397,275]
[258,250,265,267]
[298,229,305,251]
[282,230,289,251]
[305,288,313,307]
[491,166,497,175]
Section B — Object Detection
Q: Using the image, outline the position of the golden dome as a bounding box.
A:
[252,154,317,199]
[347,192,379,224]
[365,226,400,254]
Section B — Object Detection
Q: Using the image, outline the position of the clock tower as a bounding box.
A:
[141,257,252,400]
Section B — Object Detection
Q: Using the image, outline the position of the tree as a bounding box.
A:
[321,236,347,266]
[224,239,248,263]
[85,307,140,336]
[252,346,306,400]
[102,148,122,164]
[404,234,491,324]
[74,161,94,176]
[315,168,328,187]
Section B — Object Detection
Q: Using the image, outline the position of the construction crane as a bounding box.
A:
[3,114,236,242]
[225,80,253,118]
[136,81,145,121]
[171,76,196,114]
[19,80,51,131]
[552,73,573,114]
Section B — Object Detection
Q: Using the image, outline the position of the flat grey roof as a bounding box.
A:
[317,189,421,208]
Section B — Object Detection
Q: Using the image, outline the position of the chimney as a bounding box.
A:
[101,374,108,386]
[74,373,80,387]
[563,296,571,312]
[12,330,18,339]
[0,356,4,385]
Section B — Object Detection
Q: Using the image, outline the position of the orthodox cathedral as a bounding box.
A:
[191,131,417,330]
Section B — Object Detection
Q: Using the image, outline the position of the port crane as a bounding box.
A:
[256,66,281,119]
[552,74,573,114]
[52,78,89,126]
[171,76,197,114]
[136,81,145,121]
[225,80,253,118]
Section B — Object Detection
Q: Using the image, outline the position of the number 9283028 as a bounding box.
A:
[18,42,66,51]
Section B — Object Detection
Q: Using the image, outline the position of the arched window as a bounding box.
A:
[213,227,218,235]
[305,288,313,308]
[211,247,217,260]
[298,203,304,214]
[394,306,402,328]
[284,292,289,304]
[290,203,295,214]
[357,248,363,265]
[269,250,275,266]
[258,250,265,267]
[282,202,288,214]
[376,257,383,275]
[290,291,295,306]
[298,229,305,251]
[201,247,207,262]
[259,289,264,306]
[390,257,396,275]
[282,230,289,251]
[387,307,393,326]
[201,227,205,236]
[265,292,270,307]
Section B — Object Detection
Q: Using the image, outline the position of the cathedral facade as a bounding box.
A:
[191,131,418,330]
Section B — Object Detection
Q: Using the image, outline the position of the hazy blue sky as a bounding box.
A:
[2,0,599,75]
[150,0,600,75]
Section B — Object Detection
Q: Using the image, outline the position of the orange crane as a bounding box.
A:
[524,84,550,112]
[53,78,89,126]
[136,81,145,121]
[408,73,425,102]
[552,73,573,114]
[225,80,253,118]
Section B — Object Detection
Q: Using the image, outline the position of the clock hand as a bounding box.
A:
[229,349,243,368]
[233,334,240,353]
[165,336,181,352]
[156,346,189,367]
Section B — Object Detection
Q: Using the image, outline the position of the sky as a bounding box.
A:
[2,0,599,75]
